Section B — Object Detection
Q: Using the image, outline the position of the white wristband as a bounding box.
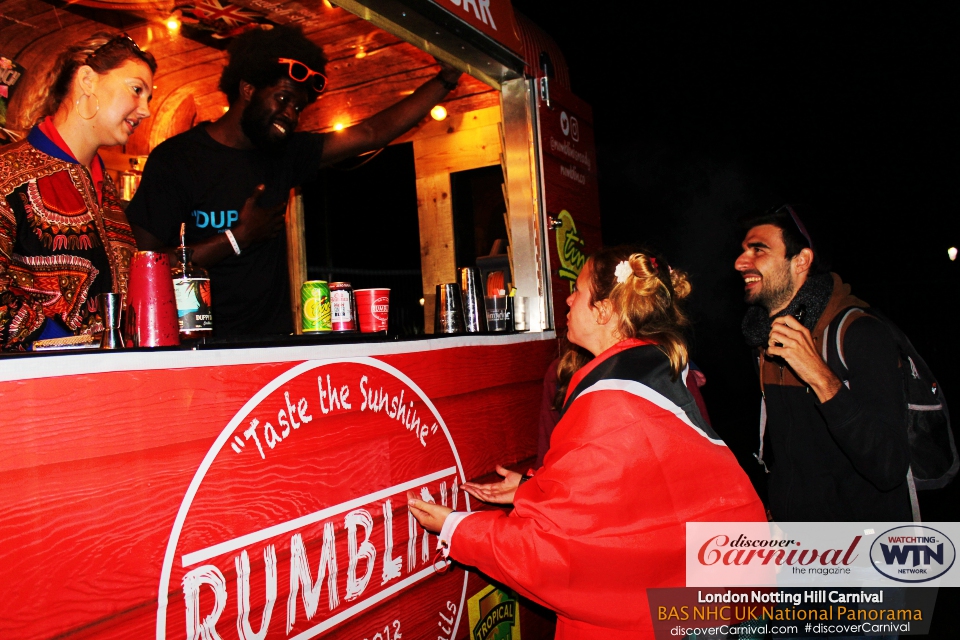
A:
[224,229,241,255]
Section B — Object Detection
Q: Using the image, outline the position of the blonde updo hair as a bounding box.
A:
[554,246,692,406]
[17,32,157,130]
[590,245,691,377]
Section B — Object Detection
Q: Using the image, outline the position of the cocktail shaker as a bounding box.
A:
[458,267,485,333]
[435,283,465,334]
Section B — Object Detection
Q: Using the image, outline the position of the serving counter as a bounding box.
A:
[1,332,558,639]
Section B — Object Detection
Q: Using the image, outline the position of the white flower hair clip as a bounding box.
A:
[614,260,632,284]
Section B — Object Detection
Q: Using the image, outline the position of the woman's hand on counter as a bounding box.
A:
[461,465,521,505]
[407,491,452,534]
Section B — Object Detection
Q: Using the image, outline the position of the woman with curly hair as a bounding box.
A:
[409,246,765,639]
[0,32,156,349]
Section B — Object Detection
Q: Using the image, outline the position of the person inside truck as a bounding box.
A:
[127,25,460,338]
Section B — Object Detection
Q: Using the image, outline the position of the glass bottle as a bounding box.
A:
[171,223,213,338]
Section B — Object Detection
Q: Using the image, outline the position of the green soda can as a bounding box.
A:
[301,280,332,332]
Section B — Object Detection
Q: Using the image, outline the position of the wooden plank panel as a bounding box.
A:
[313,17,405,62]
[414,172,454,333]
[145,75,221,150]
[412,122,502,175]
[403,105,500,139]
[286,188,307,333]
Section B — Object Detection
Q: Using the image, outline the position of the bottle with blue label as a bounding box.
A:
[171,223,213,337]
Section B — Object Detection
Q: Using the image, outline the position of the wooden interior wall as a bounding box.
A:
[398,105,503,333]
[1,1,497,151]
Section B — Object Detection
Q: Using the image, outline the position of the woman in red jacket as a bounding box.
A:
[409,246,765,639]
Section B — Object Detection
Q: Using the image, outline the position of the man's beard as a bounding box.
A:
[240,98,288,152]
[747,263,796,313]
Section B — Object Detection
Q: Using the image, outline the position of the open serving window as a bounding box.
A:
[3,0,602,342]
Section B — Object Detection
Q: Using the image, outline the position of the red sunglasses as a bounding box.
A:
[278,58,327,93]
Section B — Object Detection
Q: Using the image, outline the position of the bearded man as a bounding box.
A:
[128,26,460,337]
[735,205,912,521]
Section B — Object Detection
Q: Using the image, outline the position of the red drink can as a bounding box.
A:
[329,282,356,332]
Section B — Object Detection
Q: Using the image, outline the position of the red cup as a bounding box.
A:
[354,288,390,333]
[126,251,180,347]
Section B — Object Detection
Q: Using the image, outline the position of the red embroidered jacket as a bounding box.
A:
[0,131,136,349]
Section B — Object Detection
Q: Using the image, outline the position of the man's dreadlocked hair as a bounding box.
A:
[219,26,327,104]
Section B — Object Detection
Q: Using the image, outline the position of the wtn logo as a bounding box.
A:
[870,526,956,583]
[191,209,238,229]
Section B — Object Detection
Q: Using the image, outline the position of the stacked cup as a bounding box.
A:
[126,251,180,347]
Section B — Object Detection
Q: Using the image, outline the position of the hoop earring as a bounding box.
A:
[75,93,100,120]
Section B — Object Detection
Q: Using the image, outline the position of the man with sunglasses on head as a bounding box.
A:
[127,25,461,338]
[735,205,912,523]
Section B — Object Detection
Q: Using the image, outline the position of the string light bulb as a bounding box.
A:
[333,122,345,131]
[165,15,181,32]
[949,247,958,262]
[430,105,447,121]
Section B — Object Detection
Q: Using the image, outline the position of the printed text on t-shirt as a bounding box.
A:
[192,209,239,229]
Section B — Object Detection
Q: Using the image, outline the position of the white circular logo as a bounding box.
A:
[870,525,956,583]
[157,358,470,639]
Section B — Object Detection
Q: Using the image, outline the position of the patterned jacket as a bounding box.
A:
[0,128,136,349]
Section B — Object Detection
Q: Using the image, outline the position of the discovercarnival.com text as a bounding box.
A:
[670,622,911,636]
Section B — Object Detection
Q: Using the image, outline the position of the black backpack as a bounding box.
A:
[825,306,958,518]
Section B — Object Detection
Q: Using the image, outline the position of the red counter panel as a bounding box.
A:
[0,334,557,640]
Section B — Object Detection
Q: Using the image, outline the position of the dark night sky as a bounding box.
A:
[510,3,960,522]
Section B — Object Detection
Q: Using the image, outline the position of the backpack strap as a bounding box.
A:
[824,305,936,522]
[907,467,922,523]
[754,394,769,473]
[824,306,872,383]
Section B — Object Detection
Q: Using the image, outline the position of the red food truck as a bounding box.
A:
[0,1,601,638]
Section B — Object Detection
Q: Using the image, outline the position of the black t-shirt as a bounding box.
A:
[127,124,324,337]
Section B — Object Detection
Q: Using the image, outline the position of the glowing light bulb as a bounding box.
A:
[419,298,425,306]
[333,122,345,131]
[430,105,447,121]
[165,16,181,31]
[355,47,366,59]
[949,247,958,262]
